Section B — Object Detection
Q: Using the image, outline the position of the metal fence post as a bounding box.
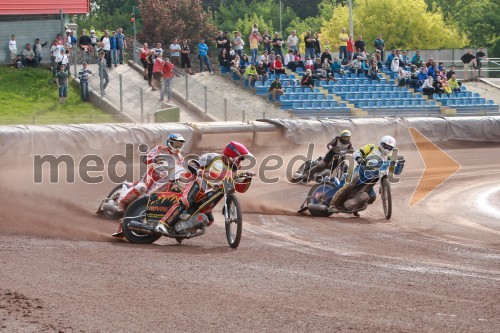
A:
[224,98,228,121]
[140,87,144,123]
[119,74,123,112]
[185,75,189,100]
[204,85,207,113]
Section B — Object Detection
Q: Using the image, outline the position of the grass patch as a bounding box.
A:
[0,66,120,125]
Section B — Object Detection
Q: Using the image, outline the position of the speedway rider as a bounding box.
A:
[154,141,254,235]
[112,133,187,237]
[302,130,354,181]
[329,135,403,211]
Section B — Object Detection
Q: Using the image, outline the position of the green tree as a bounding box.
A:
[321,0,466,52]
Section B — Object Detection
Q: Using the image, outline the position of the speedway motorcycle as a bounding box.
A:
[298,158,404,219]
[290,149,352,184]
[96,155,184,220]
[120,161,253,248]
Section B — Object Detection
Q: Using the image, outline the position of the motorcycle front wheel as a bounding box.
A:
[380,176,392,219]
[224,194,242,248]
[122,197,161,244]
[307,183,334,217]
[102,184,123,220]
[290,161,309,184]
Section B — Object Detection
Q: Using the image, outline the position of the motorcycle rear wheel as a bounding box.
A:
[380,177,392,219]
[102,184,124,220]
[307,183,334,217]
[122,197,161,244]
[225,194,242,248]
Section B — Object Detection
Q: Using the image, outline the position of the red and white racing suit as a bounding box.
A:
[117,145,186,211]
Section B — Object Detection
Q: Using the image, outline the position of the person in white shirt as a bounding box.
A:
[286,30,299,53]
[391,57,400,73]
[169,38,181,67]
[100,30,112,68]
[9,35,17,67]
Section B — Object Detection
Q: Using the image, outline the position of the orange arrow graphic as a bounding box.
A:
[409,128,461,207]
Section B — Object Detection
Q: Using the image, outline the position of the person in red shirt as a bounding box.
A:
[160,58,174,102]
[139,42,149,79]
[270,55,286,75]
[347,34,355,62]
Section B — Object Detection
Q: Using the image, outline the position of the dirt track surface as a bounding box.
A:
[1,142,500,332]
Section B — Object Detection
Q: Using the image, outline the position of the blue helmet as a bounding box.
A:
[166,133,185,153]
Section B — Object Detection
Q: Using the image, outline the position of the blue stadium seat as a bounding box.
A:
[293,102,303,110]
[326,95,334,101]
[320,101,330,109]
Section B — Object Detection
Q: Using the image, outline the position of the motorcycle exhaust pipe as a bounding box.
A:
[307,203,329,214]
[102,201,119,213]
[126,220,156,233]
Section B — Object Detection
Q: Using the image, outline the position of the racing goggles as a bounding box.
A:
[170,141,184,149]
[381,142,394,151]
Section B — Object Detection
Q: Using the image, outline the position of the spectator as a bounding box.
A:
[78,29,91,53]
[260,50,271,70]
[314,32,322,59]
[409,65,421,89]
[398,67,410,87]
[374,50,383,70]
[354,35,366,54]
[401,50,410,67]
[417,66,428,86]
[269,50,276,62]
[198,38,215,75]
[361,58,370,77]
[385,49,396,69]
[15,55,23,69]
[215,31,228,56]
[475,47,487,79]
[350,55,363,77]
[427,61,437,79]
[249,30,262,63]
[159,58,174,102]
[219,47,232,69]
[151,52,164,91]
[146,50,155,88]
[390,57,400,73]
[301,69,315,92]
[293,50,305,70]
[421,76,435,99]
[347,34,355,62]
[89,30,98,51]
[233,31,245,58]
[55,49,68,75]
[437,62,446,77]
[240,54,250,71]
[231,55,242,79]
[448,73,461,93]
[411,50,423,68]
[63,29,73,52]
[244,62,258,86]
[330,57,343,79]
[338,28,348,61]
[256,61,268,84]
[139,43,149,79]
[305,57,314,71]
[320,48,332,67]
[115,28,126,65]
[446,65,456,80]
[110,31,118,67]
[425,56,434,69]
[22,43,37,67]
[432,75,445,98]
[68,30,77,50]
[169,38,181,67]
[262,30,272,54]
[100,30,112,68]
[373,33,385,60]
[286,30,299,53]
[33,38,48,65]
[285,50,297,72]
[222,31,231,54]
[251,23,259,34]
[56,64,69,104]
[78,62,93,101]
[272,32,285,62]
[180,39,194,75]
[270,55,286,75]
[313,57,324,78]
[9,34,17,67]
[367,61,380,83]
[50,40,59,77]
[268,76,283,102]
[304,31,316,60]
[442,77,452,96]
[98,51,109,95]
[153,42,163,57]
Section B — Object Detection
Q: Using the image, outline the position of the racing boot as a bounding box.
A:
[329,185,351,212]
[303,160,327,182]
[111,224,124,238]
[155,203,184,235]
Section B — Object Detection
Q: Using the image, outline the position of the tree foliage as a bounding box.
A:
[138,0,217,46]
[320,0,466,52]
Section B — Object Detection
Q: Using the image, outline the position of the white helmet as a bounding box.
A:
[166,133,186,154]
[379,135,396,155]
[66,29,71,33]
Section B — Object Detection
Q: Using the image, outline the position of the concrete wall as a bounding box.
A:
[1,15,68,65]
